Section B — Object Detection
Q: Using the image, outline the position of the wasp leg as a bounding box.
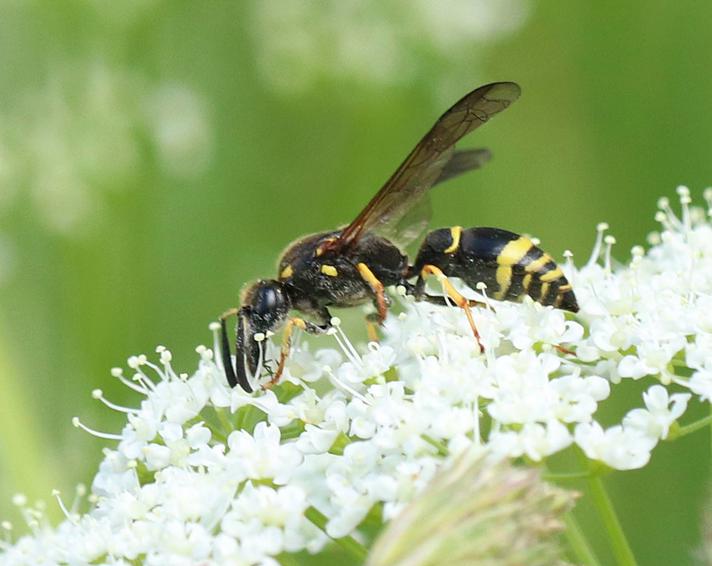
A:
[399,280,483,308]
[270,317,330,387]
[356,262,389,324]
[365,312,382,342]
[419,264,484,350]
[219,308,247,391]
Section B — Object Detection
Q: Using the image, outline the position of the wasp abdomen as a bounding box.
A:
[412,226,578,312]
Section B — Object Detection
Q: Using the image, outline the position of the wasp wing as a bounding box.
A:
[434,147,492,186]
[380,147,492,251]
[324,82,520,254]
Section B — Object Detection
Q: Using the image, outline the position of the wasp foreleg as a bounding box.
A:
[271,317,330,387]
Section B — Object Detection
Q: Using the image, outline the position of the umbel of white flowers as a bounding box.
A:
[1,187,711,565]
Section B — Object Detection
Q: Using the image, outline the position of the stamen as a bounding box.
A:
[92,389,138,414]
[330,317,363,367]
[71,484,86,514]
[128,355,160,391]
[657,196,683,231]
[111,367,150,395]
[195,345,214,363]
[72,417,122,440]
[253,337,265,387]
[127,354,147,369]
[12,494,41,534]
[324,366,371,404]
[209,322,223,368]
[704,187,712,216]
[603,235,616,275]
[132,371,157,392]
[474,281,495,312]
[143,358,171,382]
[52,490,78,524]
[563,249,574,271]
[647,231,661,245]
[586,222,609,267]
[395,284,407,297]
[630,245,644,268]
[472,397,481,446]
[677,186,692,233]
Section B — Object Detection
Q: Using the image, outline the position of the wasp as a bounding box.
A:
[219,82,578,393]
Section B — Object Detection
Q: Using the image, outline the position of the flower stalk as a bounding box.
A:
[587,475,638,566]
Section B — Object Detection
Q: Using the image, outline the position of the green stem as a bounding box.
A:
[564,513,603,566]
[587,475,637,566]
[543,470,593,481]
[709,403,712,456]
[421,434,449,456]
[305,506,368,562]
[215,407,235,436]
[675,413,712,438]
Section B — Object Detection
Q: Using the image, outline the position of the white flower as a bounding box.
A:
[574,421,655,470]
[5,189,712,563]
[623,385,690,440]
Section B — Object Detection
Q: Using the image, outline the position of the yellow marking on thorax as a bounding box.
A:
[525,254,553,273]
[497,237,533,266]
[321,264,338,277]
[315,237,337,257]
[494,265,513,299]
[558,283,573,292]
[540,267,564,283]
[280,264,294,279]
[443,226,462,254]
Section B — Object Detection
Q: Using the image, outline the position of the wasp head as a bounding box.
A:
[220,279,291,392]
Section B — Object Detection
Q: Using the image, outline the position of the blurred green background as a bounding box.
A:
[1,1,711,563]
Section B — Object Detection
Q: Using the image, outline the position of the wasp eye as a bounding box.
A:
[242,279,291,332]
[252,283,282,316]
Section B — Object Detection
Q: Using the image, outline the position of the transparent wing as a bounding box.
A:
[380,148,492,250]
[323,82,520,254]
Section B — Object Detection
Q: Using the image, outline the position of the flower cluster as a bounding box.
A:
[2,188,711,565]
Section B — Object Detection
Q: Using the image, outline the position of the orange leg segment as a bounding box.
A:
[269,317,328,388]
[357,262,388,324]
[270,317,307,387]
[421,264,484,351]
[366,315,381,342]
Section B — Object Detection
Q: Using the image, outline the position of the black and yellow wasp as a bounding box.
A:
[220,82,578,393]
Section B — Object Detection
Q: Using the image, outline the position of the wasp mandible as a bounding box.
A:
[220,82,578,393]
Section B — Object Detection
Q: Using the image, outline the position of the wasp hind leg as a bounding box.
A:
[416,264,484,350]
